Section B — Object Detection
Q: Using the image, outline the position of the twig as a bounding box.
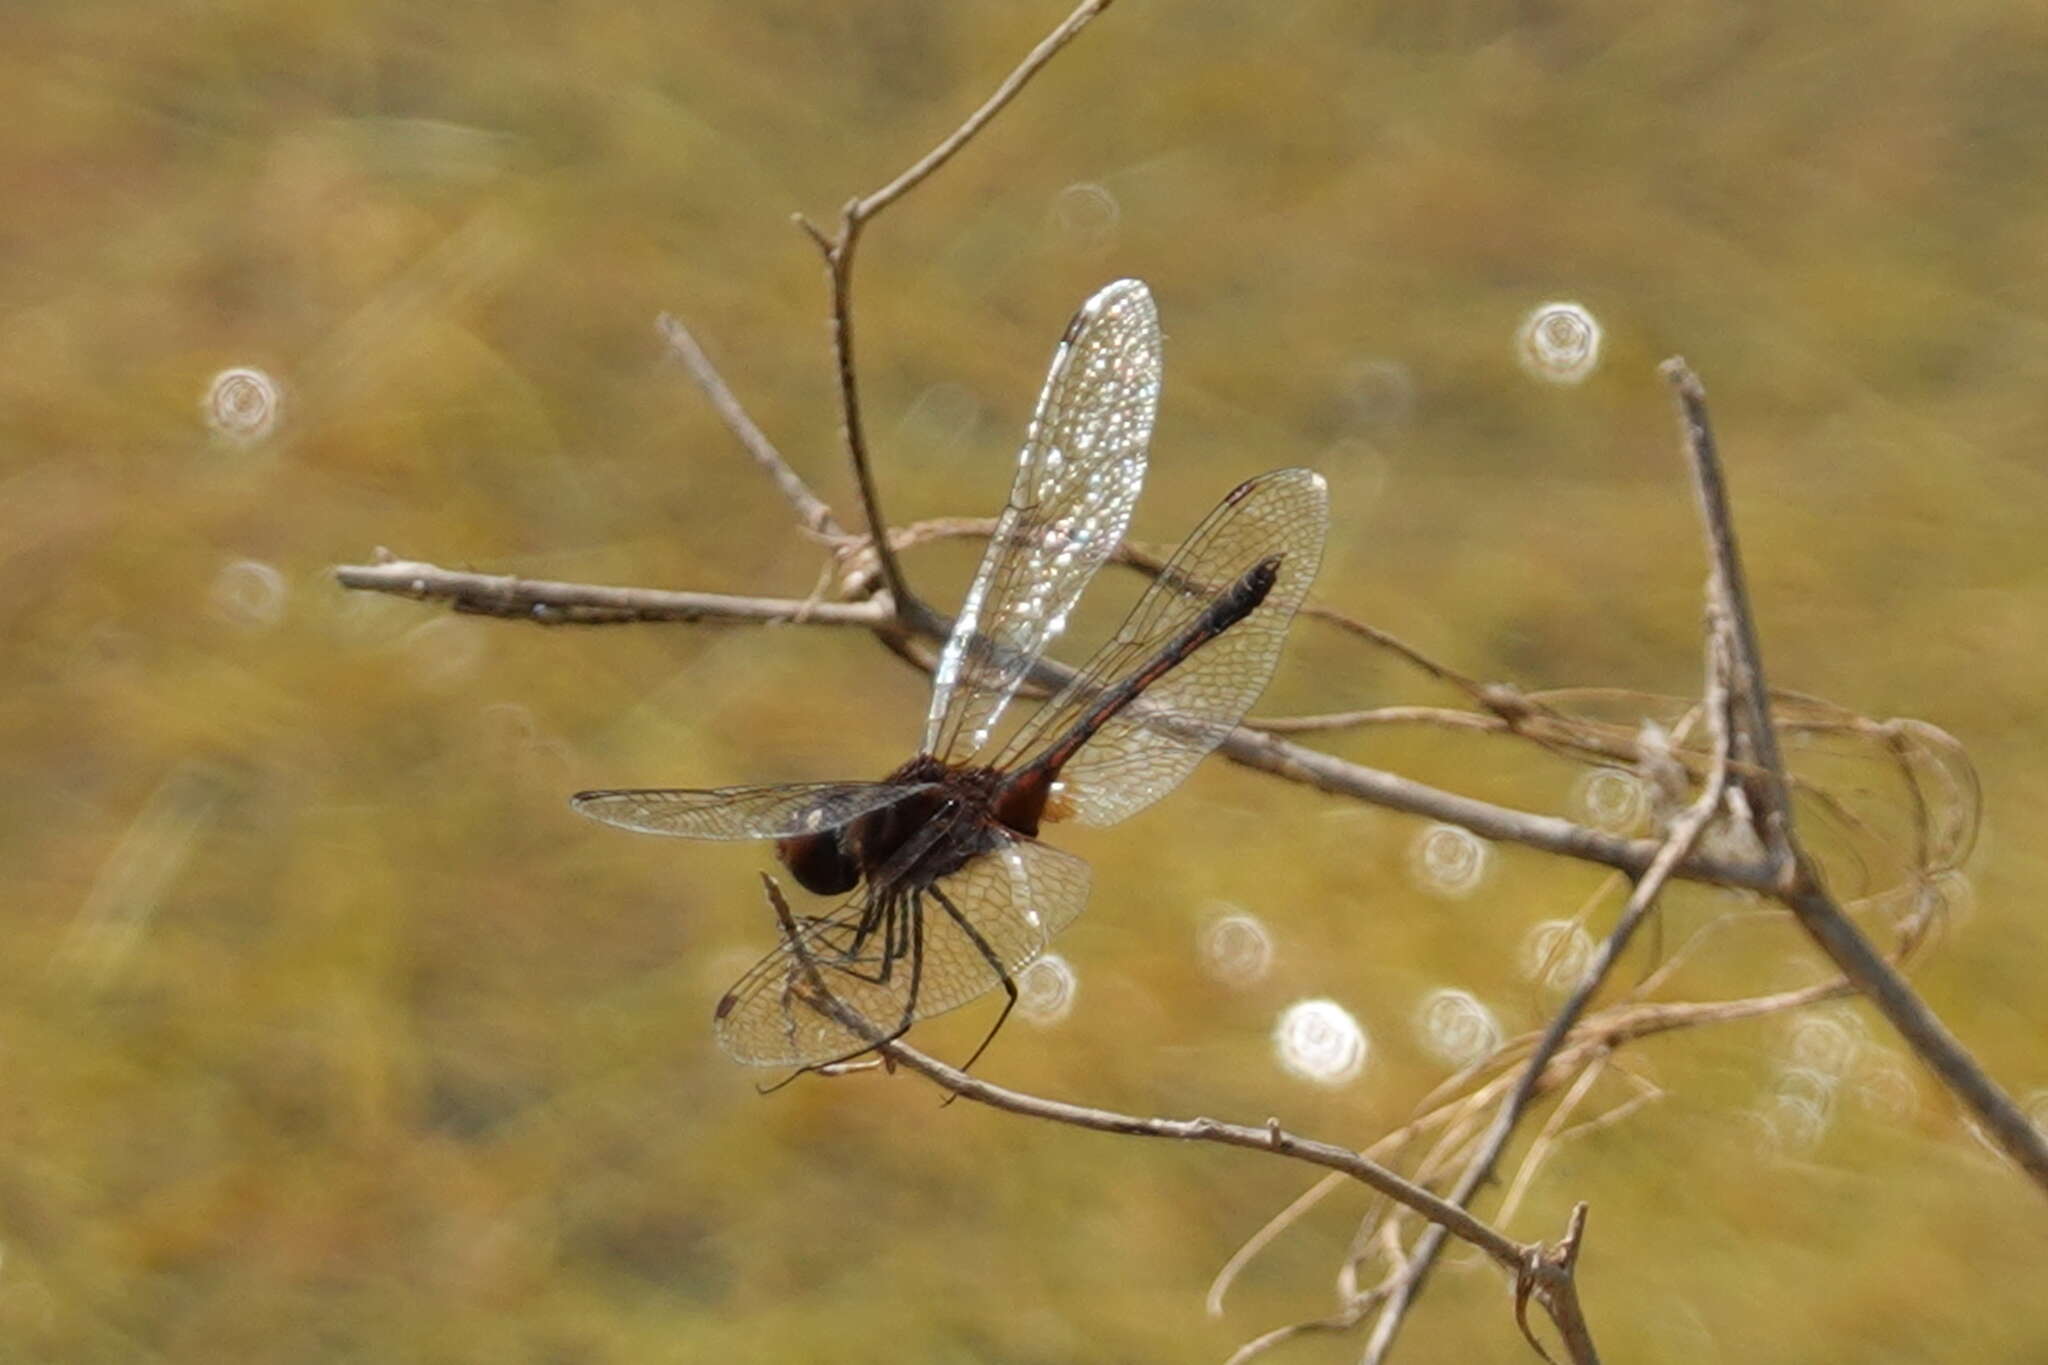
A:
[1247,706,1511,735]
[656,313,845,539]
[756,869,1600,1363]
[1210,968,1853,1349]
[1517,1204,1598,1365]
[332,558,889,627]
[1217,725,1776,892]
[335,548,1791,892]
[886,1041,1530,1267]
[846,0,1115,222]
[1662,359,2048,1195]
[1662,360,1795,863]
[797,0,1119,630]
[1359,586,1738,1363]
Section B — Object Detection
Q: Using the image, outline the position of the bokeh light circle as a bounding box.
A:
[1017,954,1078,1026]
[1517,919,1594,992]
[1413,988,1503,1067]
[203,366,283,443]
[209,558,288,629]
[1409,823,1490,900]
[1516,302,1602,385]
[1274,998,1368,1086]
[1198,907,1274,988]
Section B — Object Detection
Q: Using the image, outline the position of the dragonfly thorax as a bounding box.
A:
[773,754,1030,897]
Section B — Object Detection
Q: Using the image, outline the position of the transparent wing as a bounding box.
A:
[998,467,1328,827]
[924,279,1160,764]
[569,782,929,841]
[714,831,1091,1067]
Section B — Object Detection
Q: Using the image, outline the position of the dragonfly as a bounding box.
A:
[572,279,1328,1071]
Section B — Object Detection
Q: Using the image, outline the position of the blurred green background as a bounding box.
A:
[6,1,2048,1360]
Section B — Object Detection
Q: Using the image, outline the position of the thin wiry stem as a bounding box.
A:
[1662,358,2048,1195]
[1360,608,1737,1364]
[847,0,1116,222]
[756,871,1601,1364]
[329,552,1785,893]
[331,557,888,627]
[1662,359,1794,861]
[798,0,1119,632]
[656,313,844,539]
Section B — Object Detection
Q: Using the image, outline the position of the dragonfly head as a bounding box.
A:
[775,830,862,896]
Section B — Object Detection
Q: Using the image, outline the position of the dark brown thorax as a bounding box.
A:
[773,753,1041,897]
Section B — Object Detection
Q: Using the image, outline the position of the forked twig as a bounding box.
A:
[1359,602,1739,1363]
[796,0,1118,630]
[1661,359,2048,1193]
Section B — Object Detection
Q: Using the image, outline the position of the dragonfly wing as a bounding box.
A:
[1000,467,1329,827]
[914,830,1092,1018]
[713,831,1091,1067]
[569,781,930,840]
[924,279,1160,764]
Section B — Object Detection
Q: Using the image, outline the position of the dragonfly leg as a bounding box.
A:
[888,891,926,1046]
[758,886,923,1085]
[928,883,1018,1078]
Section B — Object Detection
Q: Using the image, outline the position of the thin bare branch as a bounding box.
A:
[1517,1204,1600,1365]
[803,214,919,622]
[1361,599,1738,1363]
[754,878,1522,1267]
[656,313,844,539]
[755,870,1599,1361]
[1247,706,1510,735]
[850,0,1116,221]
[334,549,1795,894]
[1780,873,2048,1189]
[1663,358,2048,1195]
[1662,358,1794,862]
[1216,725,1777,893]
[332,558,889,627]
[799,0,1120,631]
[885,1038,1529,1266]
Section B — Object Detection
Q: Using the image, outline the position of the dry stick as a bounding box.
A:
[1208,968,1854,1343]
[754,870,1599,1364]
[1661,358,2048,1193]
[1663,363,1794,864]
[655,314,844,539]
[331,550,1786,895]
[798,0,1118,632]
[1249,706,1511,735]
[1358,615,1737,1365]
[334,541,1915,883]
[1216,725,1775,892]
[1496,1055,1615,1237]
[331,558,889,627]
